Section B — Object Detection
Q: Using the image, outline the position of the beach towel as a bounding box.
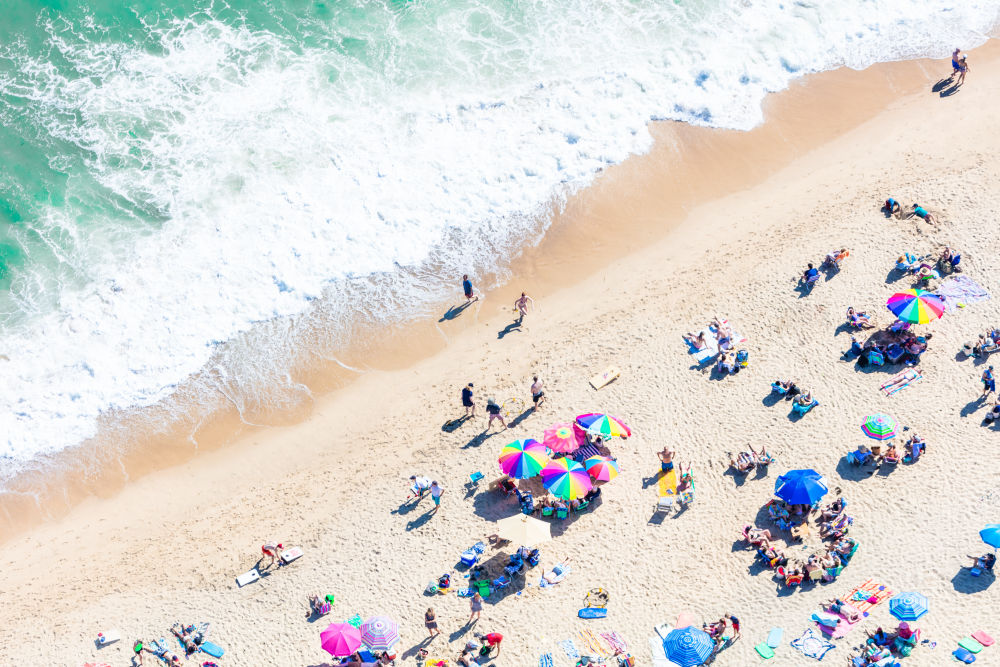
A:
[558,639,580,659]
[649,637,671,667]
[842,579,892,614]
[880,368,924,397]
[538,653,554,667]
[790,628,835,661]
[580,629,609,656]
[574,443,603,462]
[816,616,857,639]
[600,631,628,654]
[658,468,677,497]
[675,611,697,629]
[936,275,990,311]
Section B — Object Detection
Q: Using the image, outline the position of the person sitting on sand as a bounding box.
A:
[338,652,363,667]
[909,203,936,223]
[967,552,997,572]
[824,248,849,268]
[904,434,926,459]
[793,389,814,407]
[883,197,901,215]
[307,594,334,617]
[683,331,708,350]
[984,400,1000,424]
[846,307,873,329]
[866,626,893,647]
[820,497,846,520]
[802,263,819,283]
[717,352,736,375]
[773,378,798,395]
[743,526,773,548]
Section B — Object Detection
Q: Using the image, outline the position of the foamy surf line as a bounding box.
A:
[0,0,997,482]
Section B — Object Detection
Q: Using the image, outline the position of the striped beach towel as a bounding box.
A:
[558,639,579,659]
[843,579,893,613]
[580,629,608,657]
[601,631,629,654]
[538,652,554,667]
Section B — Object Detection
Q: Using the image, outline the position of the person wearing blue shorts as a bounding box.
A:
[982,366,995,399]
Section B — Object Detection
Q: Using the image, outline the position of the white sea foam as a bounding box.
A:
[0,0,997,479]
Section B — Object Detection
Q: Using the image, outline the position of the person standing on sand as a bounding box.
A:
[958,55,970,86]
[982,366,995,399]
[530,376,545,410]
[461,383,475,417]
[514,291,534,324]
[430,481,444,512]
[486,397,506,430]
[468,592,483,623]
[658,447,675,473]
[424,607,441,638]
[132,639,146,665]
[462,274,478,303]
[951,48,962,77]
[261,541,283,567]
[725,613,741,639]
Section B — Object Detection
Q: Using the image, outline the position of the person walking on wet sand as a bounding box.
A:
[530,376,545,410]
[514,292,534,324]
[462,274,478,303]
[461,383,475,417]
[958,55,970,86]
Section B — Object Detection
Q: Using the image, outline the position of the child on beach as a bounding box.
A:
[461,383,475,417]
[462,274,477,303]
[513,292,534,324]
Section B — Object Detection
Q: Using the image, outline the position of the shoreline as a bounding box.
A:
[4,39,1000,666]
[1,43,995,543]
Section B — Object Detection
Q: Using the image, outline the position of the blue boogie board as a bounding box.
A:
[200,641,225,658]
[578,607,608,619]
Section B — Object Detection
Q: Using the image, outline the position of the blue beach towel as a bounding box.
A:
[539,652,554,667]
[791,628,835,661]
[558,639,580,659]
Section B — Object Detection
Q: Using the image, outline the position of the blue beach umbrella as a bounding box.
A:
[774,469,828,505]
[663,626,714,667]
[981,524,1000,549]
[889,592,929,621]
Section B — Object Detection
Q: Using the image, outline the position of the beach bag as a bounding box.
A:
[736,349,748,367]
[617,655,635,667]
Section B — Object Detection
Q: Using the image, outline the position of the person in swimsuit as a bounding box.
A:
[425,607,441,637]
[530,376,545,410]
[133,640,147,665]
[658,447,675,473]
[513,292,534,324]
[952,48,962,77]
[683,331,708,349]
[958,55,970,85]
[462,274,477,303]
[725,613,741,638]
[170,625,200,655]
[461,383,475,417]
[468,593,484,623]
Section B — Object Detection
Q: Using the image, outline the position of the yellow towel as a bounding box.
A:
[658,468,677,497]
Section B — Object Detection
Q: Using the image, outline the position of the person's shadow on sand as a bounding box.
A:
[497,321,522,339]
[440,301,475,322]
[406,509,435,531]
[933,77,962,97]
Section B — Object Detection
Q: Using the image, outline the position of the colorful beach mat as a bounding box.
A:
[600,631,629,654]
[881,368,923,397]
[843,579,893,614]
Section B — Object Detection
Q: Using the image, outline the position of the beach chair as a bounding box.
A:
[474,580,491,597]
[809,568,824,582]
[541,506,554,517]
[653,496,674,514]
[573,499,590,512]
[492,576,510,593]
[846,450,871,466]
[555,507,569,520]
[866,349,885,366]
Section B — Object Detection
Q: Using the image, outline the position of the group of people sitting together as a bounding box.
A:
[965,327,1000,358]
[742,497,859,587]
[847,330,929,368]
[770,379,818,414]
[683,316,735,352]
[132,623,211,665]
[334,650,396,666]
[895,245,960,283]
[849,621,923,665]
[728,446,774,474]
[848,434,924,469]
[512,485,601,518]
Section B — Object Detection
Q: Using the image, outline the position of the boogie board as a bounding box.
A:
[578,607,608,619]
[767,627,784,648]
[200,641,225,658]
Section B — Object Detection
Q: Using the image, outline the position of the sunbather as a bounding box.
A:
[683,331,708,350]
[338,652,363,667]
[729,451,755,473]
[658,447,675,473]
[307,594,334,617]
[820,497,846,520]
[822,598,860,621]
[170,624,200,655]
[742,526,773,548]
[793,390,814,407]
[846,307,874,329]
[967,552,997,572]
[751,445,774,465]
[542,557,571,584]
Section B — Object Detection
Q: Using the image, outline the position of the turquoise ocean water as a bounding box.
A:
[0,0,996,483]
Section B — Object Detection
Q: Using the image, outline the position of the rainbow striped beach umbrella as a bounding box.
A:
[576,413,632,438]
[861,413,897,441]
[360,616,400,651]
[543,422,586,453]
[320,623,362,657]
[886,289,945,324]
[541,457,593,500]
[498,439,549,479]
[584,455,619,482]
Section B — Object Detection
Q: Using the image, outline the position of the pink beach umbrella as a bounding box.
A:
[584,455,619,482]
[321,622,362,657]
[543,422,586,453]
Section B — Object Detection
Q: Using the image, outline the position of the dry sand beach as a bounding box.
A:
[5,43,1000,667]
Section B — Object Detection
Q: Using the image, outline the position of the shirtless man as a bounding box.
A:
[530,376,545,410]
[657,447,675,473]
[513,292,534,324]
